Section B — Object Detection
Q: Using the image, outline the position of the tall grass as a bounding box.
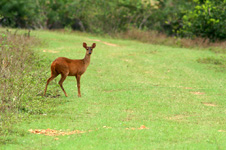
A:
[117,28,226,53]
[0,31,52,139]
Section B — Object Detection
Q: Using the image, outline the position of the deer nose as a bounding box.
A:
[89,52,92,54]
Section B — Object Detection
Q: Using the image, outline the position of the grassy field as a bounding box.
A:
[1,30,226,150]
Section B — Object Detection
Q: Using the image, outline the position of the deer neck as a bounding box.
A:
[83,54,91,67]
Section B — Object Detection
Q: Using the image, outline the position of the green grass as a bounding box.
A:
[1,29,226,150]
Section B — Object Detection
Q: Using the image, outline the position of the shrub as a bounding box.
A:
[179,0,226,41]
[0,30,59,138]
[144,0,194,36]
[0,0,40,28]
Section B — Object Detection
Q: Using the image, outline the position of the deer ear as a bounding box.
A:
[92,43,96,48]
[83,42,87,48]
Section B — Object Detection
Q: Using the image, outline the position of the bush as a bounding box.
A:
[0,0,40,28]
[179,0,226,41]
[144,0,194,36]
[0,30,59,137]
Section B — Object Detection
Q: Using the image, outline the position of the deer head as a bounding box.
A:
[83,42,96,55]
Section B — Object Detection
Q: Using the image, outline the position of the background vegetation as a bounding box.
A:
[0,30,60,141]
[0,0,226,40]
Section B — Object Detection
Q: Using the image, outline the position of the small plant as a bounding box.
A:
[197,57,223,65]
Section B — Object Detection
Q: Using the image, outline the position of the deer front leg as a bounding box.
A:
[44,74,58,96]
[76,75,81,97]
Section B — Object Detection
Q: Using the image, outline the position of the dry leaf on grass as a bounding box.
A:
[29,125,149,136]
[218,130,226,132]
[103,126,112,129]
[202,102,217,107]
[126,125,149,130]
[43,50,59,53]
[190,92,205,95]
[138,125,149,129]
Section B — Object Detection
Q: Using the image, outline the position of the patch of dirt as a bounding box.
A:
[218,130,226,132]
[126,125,149,130]
[202,102,217,107]
[91,39,101,42]
[102,41,118,47]
[28,129,86,136]
[86,38,119,47]
[43,50,59,53]
[190,91,205,95]
[29,125,149,136]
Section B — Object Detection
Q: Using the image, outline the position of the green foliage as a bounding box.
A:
[75,0,152,34]
[0,0,161,34]
[0,30,61,137]
[1,0,226,40]
[179,0,226,40]
[0,0,39,28]
[145,0,193,35]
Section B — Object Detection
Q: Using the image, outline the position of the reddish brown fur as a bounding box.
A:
[44,42,96,97]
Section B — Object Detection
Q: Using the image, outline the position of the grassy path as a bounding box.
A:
[2,30,226,150]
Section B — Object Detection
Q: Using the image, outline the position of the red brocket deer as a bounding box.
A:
[44,42,96,97]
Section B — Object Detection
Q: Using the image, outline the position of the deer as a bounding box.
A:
[44,42,96,97]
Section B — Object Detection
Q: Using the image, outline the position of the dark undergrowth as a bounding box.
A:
[0,30,60,144]
[197,56,226,72]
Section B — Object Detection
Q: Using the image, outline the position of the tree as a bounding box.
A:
[0,0,39,28]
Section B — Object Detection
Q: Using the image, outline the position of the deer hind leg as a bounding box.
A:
[76,75,81,97]
[59,73,69,97]
[44,73,58,96]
